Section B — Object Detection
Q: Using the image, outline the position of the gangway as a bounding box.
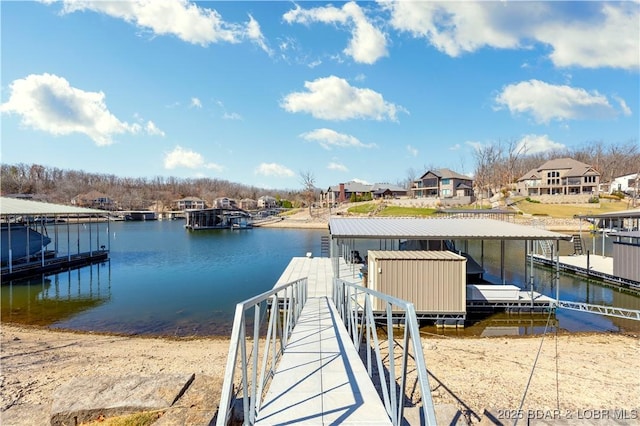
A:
[555,300,640,321]
[216,257,437,425]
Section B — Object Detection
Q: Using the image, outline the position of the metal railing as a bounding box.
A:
[216,278,307,426]
[333,278,437,426]
[556,300,640,321]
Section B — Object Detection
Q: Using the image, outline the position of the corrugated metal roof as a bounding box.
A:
[1,197,108,215]
[329,217,573,240]
[574,209,640,219]
[368,250,465,261]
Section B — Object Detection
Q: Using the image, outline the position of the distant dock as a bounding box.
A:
[184,208,252,230]
[531,253,640,293]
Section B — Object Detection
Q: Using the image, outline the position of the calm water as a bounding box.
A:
[2,220,639,336]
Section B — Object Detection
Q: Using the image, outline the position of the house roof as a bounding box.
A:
[1,197,107,216]
[370,183,407,192]
[328,181,375,193]
[519,158,600,182]
[574,208,640,220]
[328,217,572,240]
[418,168,472,181]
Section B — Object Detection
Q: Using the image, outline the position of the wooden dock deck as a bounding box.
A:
[257,257,391,425]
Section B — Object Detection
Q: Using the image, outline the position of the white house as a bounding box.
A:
[258,195,278,209]
[610,173,638,195]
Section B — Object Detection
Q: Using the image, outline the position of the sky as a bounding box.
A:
[1,1,639,191]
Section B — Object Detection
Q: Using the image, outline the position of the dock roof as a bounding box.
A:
[1,197,107,216]
[574,209,640,220]
[328,217,572,240]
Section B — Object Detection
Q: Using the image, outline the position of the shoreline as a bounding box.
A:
[1,323,638,425]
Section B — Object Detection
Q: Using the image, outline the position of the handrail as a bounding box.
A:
[333,278,438,426]
[217,278,307,426]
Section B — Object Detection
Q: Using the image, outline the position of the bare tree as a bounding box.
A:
[299,170,316,216]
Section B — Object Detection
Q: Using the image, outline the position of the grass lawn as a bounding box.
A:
[515,198,635,218]
[347,203,438,217]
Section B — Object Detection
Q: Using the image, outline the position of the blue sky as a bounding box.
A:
[1,1,638,190]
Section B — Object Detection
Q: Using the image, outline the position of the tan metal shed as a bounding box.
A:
[367,250,467,314]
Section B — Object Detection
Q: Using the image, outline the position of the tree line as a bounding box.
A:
[0,163,303,210]
[1,139,638,209]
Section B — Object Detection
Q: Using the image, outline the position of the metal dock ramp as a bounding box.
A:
[217,257,437,425]
[255,296,391,425]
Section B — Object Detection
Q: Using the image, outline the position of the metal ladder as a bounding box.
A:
[538,239,553,258]
[572,234,584,255]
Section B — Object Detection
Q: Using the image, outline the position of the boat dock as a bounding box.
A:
[1,250,109,281]
[531,254,640,292]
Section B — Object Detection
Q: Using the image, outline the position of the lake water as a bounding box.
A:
[2,220,639,337]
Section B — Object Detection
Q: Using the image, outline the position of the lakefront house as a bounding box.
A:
[411,168,474,200]
[516,158,600,197]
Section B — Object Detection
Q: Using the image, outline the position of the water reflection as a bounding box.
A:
[1,262,111,326]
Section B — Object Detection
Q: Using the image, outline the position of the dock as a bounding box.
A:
[1,250,109,281]
[256,257,392,425]
[531,253,640,292]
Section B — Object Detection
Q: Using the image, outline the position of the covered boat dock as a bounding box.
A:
[1,197,110,281]
[327,217,572,323]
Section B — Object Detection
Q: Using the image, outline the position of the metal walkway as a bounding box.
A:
[217,257,436,425]
[256,257,391,424]
[255,295,392,425]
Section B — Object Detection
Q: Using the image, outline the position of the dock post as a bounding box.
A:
[586,250,590,276]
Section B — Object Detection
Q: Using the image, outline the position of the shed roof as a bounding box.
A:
[328,217,572,240]
[574,209,640,220]
[368,250,466,261]
[0,197,107,215]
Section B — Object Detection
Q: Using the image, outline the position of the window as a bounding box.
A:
[441,178,450,184]
[584,176,596,183]
[547,171,559,178]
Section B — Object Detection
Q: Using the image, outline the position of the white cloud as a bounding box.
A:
[222,112,242,120]
[495,80,619,123]
[281,75,405,121]
[164,145,223,171]
[190,97,202,108]
[300,128,375,150]
[406,145,418,157]
[613,96,633,116]
[515,134,566,155]
[351,178,370,185]
[145,120,165,137]
[385,1,639,70]
[449,144,461,151]
[284,2,387,64]
[54,0,270,51]
[328,161,348,172]
[0,73,150,146]
[255,162,295,177]
[246,14,273,55]
[534,3,639,70]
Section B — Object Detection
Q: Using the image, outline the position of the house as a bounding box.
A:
[609,173,638,195]
[239,198,258,210]
[174,197,206,210]
[326,181,373,204]
[516,158,600,196]
[72,191,116,210]
[370,183,408,199]
[258,195,278,209]
[213,197,237,209]
[411,169,474,199]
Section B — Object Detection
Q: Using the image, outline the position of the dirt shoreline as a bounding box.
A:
[1,323,638,425]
